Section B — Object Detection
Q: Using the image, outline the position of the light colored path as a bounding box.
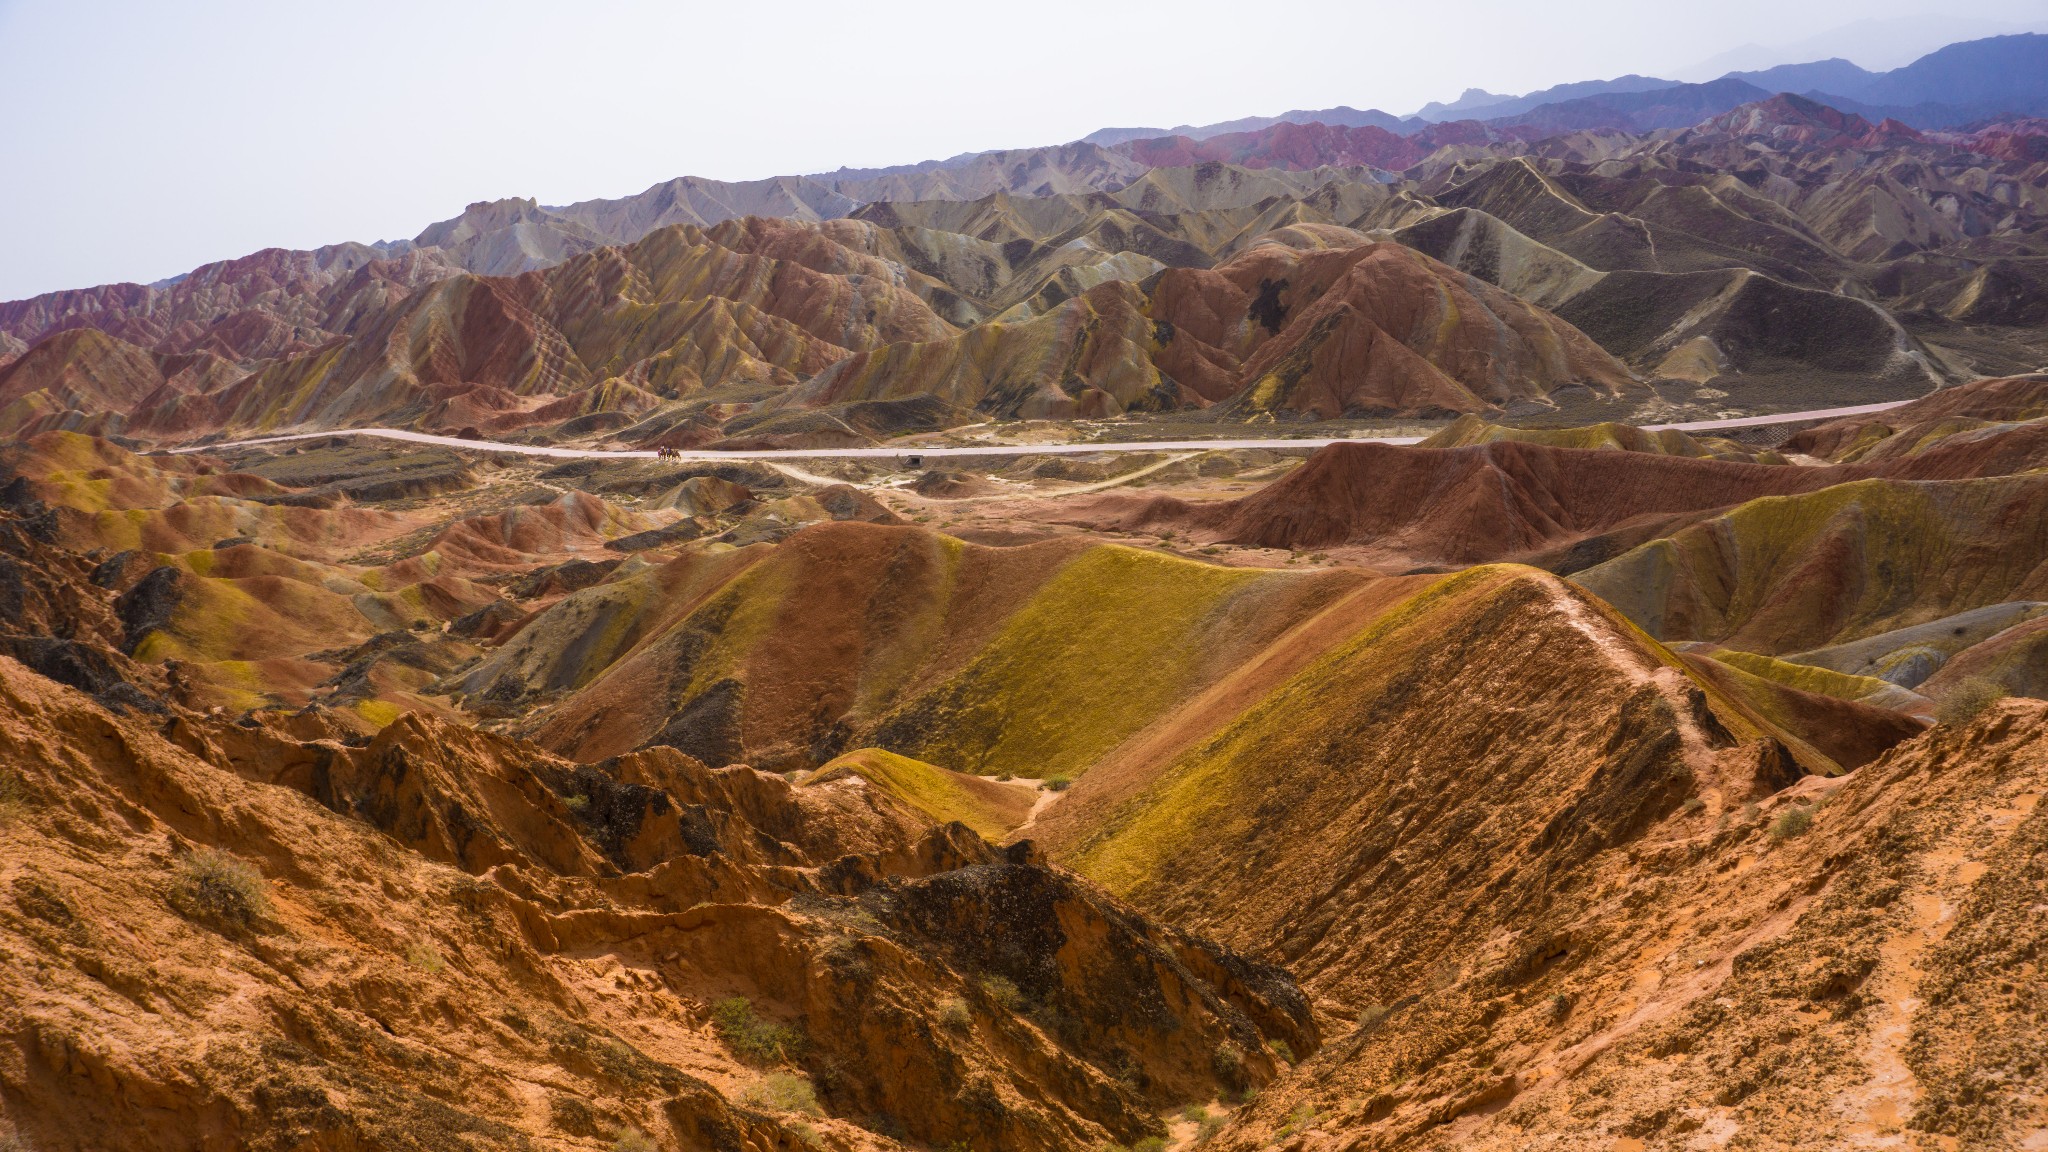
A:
[896,452,1203,503]
[1011,779,1068,839]
[170,400,1911,462]
[1641,400,1908,432]
[174,427,1422,459]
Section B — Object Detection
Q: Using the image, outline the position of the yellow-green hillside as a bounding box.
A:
[1708,649,1914,706]
[133,570,376,663]
[809,747,1037,841]
[1572,475,2048,655]
[866,544,1273,779]
[1417,414,1777,462]
[512,522,1369,772]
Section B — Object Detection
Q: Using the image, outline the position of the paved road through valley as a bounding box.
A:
[172,399,1911,462]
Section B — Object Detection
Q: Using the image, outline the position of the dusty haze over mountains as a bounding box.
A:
[4,5,2048,1152]
[3,0,2046,298]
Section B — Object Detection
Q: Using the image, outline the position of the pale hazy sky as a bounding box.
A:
[2,0,2045,300]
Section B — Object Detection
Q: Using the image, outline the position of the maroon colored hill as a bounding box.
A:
[1081,395,2048,566]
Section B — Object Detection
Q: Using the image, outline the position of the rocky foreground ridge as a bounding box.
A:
[0,644,1312,1151]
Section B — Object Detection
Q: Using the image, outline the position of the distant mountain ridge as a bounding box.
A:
[1076,31,2048,146]
[1716,34,2048,128]
[1079,106,1414,147]
[1409,74,1685,122]
[1722,57,1879,98]
[1486,77,1776,135]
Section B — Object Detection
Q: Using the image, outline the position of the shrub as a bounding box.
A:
[821,934,873,980]
[406,940,445,973]
[1211,1040,1245,1080]
[938,997,973,1032]
[0,764,26,823]
[1277,1104,1316,1137]
[712,997,803,1065]
[1266,1038,1295,1064]
[168,849,270,931]
[1196,1115,1225,1142]
[1547,993,1571,1024]
[1133,1138,1168,1152]
[1044,775,1073,792]
[979,974,1025,1011]
[1769,805,1814,841]
[1179,1105,1209,1124]
[838,907,885,935]
[1356,1003,1389,1030]
[612,1127,657,1152]
[1680,796,1705,816]
[563,794,591,814]
[741,1072,821,1116]
[1937,676,2008,727]
[788,1121,824,1149]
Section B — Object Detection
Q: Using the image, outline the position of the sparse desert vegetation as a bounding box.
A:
[741,1072,821,1115]
[1769,804,1815,841]
[165,849,269,932]
[1937,675,2010,726]
[712,997,805,1065]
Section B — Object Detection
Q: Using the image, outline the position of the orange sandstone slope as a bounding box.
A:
[1203,697,2048,1151]
[0,656,1315,1152]
[1024,564,2048,1149]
